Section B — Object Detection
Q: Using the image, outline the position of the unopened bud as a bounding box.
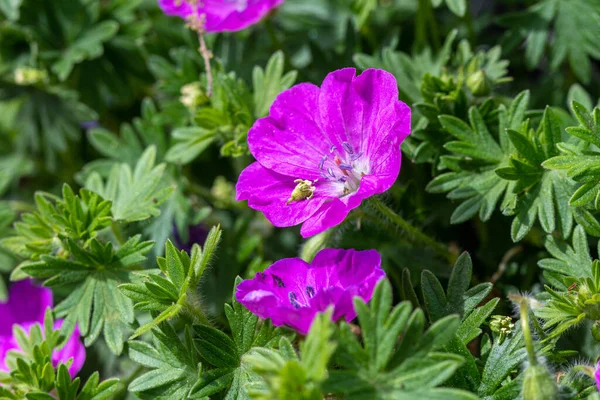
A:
[14,67,47,85]
[180,82,208,109]
[467,69,491,96]
[522,364,558,400]
[300,229,334,262]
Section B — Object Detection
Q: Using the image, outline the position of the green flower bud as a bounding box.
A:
[14,67,48,85]
[180,82,208,109]
[522,364,558,400]
[300,229,334,263]
[211,176,235,208]
[489,315,515,344]
[466,69,491,96]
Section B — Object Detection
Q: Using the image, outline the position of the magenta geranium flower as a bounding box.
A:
[236,68,411,238]
[0,280,85,377]
[235,248,385,334]
[595,361,600,391]
[158,0,284,32]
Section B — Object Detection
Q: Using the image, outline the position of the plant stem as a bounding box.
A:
[183,290,211,326]
[520,299,538,366]
[464,4,476,47]
[368,197,455,263]
[113,365,145,399]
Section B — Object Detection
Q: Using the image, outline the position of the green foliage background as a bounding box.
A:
[1,0,600,399]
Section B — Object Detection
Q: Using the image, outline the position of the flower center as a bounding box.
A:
[318,141,367,197]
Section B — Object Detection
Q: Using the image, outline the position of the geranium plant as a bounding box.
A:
[0,1,599,399]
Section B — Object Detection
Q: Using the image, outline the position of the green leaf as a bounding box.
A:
[85,146,174,222]
[253,51,298,118]
[326,280,473,399]
[2,185,112,264]
[0,0,23,20]
[165,128,215,165]
[129,325,200,399]
[445,0,466,17]
[194,325,239,368]
[52,21,119,81]
[22,236,151,353]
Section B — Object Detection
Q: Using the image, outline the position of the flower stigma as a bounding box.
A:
[287,179,316,205]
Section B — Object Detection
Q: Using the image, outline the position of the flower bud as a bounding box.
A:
[180,82,208,109]
[467,69,491,96]
[522,364,558,400]
[14,67,48,85]
[300,229,334,262]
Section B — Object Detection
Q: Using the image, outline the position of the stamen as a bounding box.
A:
[318,155,327,170]
[272,274,285,288]
[339,163,353,171]
[342,142,354,154]
[306,286,315,298]
[289,292,300,309]
[338,176,347,183]
[329,145,337,153]
[327,167,335,178]
[350,152,363,161]
[320,172,329,180]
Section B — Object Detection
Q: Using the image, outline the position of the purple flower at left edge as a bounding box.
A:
[158,0,284,32]
[236,68,411,238]
[595,361,600,391]
[0,280,86,377]
[235,248,385,335]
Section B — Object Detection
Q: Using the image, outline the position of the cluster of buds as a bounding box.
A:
[180,82,208,110]
[489,315,515,344]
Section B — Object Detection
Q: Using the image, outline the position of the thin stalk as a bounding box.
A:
[113,365,145,399]
[368,197,454,263]
[464,3,476,47]
[183,290,211,326]
[520,299,538,366]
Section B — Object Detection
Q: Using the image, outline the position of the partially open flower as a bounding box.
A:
[0,280,86,377]
[235,248,385,334]
[158,0,284,32]
[236,68,411,237]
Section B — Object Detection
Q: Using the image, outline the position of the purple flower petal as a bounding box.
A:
[248,83,330,180]
[0,280,85,377]
[235,248,384,334]
[52,320,86,378]
[236,162,329,227]
[158,0,284,33]
[0,280,52,336]
[236,68,411,237]
[595,361,600,391]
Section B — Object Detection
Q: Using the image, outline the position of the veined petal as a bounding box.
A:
[248,83,330,180]
[158,0,194,17]
[236,162,326,227]
[300,198,349,238]
[317,68,363,155]
[235,248,385,335]
[206,0,285,32]
[318,68,403,156]
[364,101,411,170]
[158,0,284,33]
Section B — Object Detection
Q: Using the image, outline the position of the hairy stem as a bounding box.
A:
[198,30,213,97]
[183,289,211,326]
[520,299,537,366]
[368,196,455,263]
